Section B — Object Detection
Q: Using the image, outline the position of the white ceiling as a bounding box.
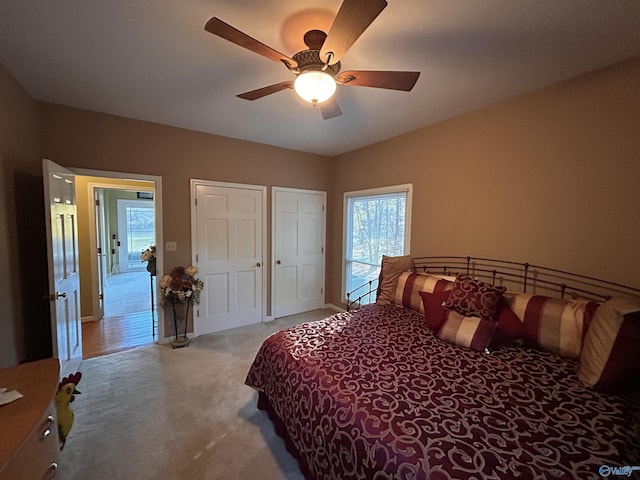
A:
[2,1,640,157]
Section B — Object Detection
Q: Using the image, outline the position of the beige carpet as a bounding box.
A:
[58,308,337,480]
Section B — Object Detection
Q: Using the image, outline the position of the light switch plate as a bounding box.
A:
[166,241,177,251]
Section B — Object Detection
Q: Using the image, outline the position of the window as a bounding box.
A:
[117,199,155,271]
[343,184,412,303]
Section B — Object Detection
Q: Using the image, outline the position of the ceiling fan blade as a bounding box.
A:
[338,70,420,91]
[205,17,298,68]
[236,81,293,101]
[320,98,342,120]
[320,0,387,65]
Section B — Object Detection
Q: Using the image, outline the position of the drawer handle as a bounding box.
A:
[40,415,55,440]
[47,462,58,479]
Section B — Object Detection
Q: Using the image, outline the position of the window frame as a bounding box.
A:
[341,183,413,304]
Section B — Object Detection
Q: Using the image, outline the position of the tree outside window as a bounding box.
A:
[344,185,412,303]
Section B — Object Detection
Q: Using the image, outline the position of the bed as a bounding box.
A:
[246,256,640,479]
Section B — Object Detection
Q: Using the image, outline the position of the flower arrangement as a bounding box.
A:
[140,246,156,262]
[141,246,157,275]
[159,266,204,305]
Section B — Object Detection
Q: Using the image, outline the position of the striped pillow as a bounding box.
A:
[508,293,600,359]
[393,272,455,314]
[578,297,640,393]
[437,310,496,352]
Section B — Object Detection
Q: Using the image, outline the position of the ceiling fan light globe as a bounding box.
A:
[294,70,336,104]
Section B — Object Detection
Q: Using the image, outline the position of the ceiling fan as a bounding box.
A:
[204,0,420,119]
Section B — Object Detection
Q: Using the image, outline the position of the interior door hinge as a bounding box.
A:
[99,293,104,300]
[95,199,100,206]
[321,288,323,294]
[195,254,198,263]
[97,247,102,254]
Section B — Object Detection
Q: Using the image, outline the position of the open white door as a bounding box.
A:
[193,181,265,335]
[273,187,326,318]
[43,159,82,376]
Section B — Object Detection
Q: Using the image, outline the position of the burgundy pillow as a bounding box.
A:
[419,290,452,332]
[490,297,525,348]
[442,275,506,321]
[437,310,496,352]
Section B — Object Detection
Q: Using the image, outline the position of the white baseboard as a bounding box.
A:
[81,315,97,323]
[157,332,195,345]
[324,303,346,313]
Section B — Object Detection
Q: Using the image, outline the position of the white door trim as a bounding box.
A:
[271,186,327,319]
[72,168,164,341]
[190,179,268,335]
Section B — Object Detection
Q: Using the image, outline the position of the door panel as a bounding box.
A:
[237,220,257,258]
[207,219,228,259]
[302,264,318,298]
[237,270,258,309]
[273,188,326,318]
[43,159,82,377]
[195,183,264,335]
[207,273,229,315]
[279,266,298,303]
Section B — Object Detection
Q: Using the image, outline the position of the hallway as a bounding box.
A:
[83,270,157,359]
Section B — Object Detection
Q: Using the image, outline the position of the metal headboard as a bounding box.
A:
[346,255,640,311]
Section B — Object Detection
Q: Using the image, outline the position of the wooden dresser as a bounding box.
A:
[0,358,60,480]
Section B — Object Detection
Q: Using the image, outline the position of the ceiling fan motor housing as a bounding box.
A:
[292,30,341,77]
[292,50,341,76]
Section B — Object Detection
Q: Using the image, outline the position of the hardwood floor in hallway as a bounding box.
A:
[82,311,155,359]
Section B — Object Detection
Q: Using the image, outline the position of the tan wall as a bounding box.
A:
[0,64,48,367]
[327,55,640,305]
[38,104,333,332]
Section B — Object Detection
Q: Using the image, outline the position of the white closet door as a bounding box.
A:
[273,187,326,318]
[194,182,264,335]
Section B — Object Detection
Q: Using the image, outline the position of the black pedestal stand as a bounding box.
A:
[171,301,191,348]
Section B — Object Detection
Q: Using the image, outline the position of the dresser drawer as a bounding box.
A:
[0,401,59,480]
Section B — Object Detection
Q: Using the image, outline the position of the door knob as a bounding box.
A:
[276,260,281,265]
[256,262,261,267]
[49,291,67,301]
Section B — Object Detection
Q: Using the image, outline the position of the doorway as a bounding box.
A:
[76,175,162,358]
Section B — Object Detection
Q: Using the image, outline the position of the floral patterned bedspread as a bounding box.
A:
[245,304,640,480]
